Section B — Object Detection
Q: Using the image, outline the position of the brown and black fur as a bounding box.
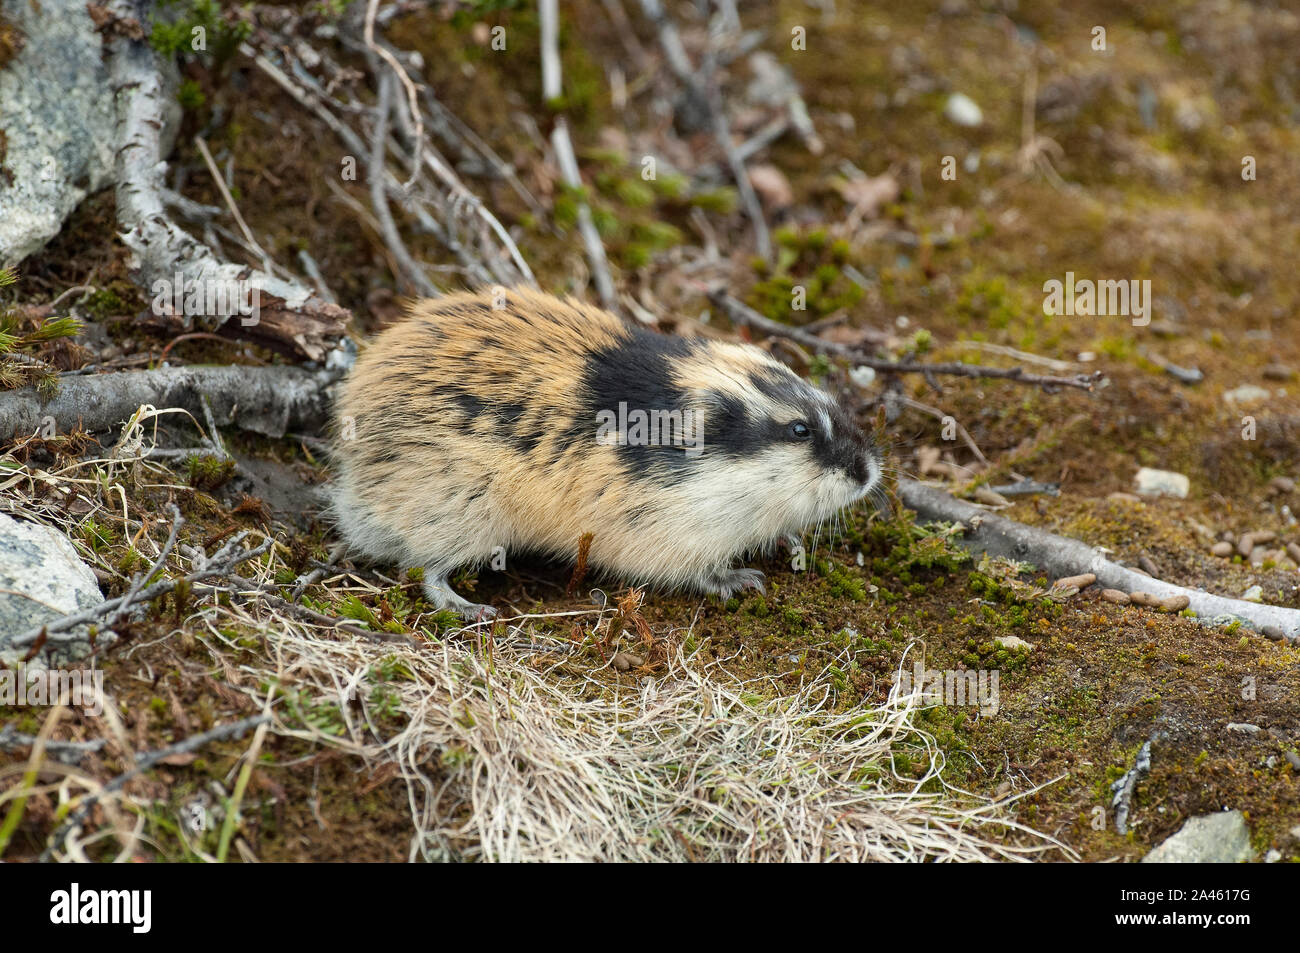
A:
[329,288,882,618]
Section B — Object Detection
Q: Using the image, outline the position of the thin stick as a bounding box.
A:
[194,136,270,271]
[539,0,617,308]
[369,73,439,297]
[709,290,1103,392]
[38,715,270,862]
[364,0,422,188]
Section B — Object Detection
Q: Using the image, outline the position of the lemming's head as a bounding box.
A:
[582,329,882,528]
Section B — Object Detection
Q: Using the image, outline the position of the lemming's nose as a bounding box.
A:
[848,453,869,485]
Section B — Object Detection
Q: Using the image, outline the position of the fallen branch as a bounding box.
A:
[38,714,270,863]
[101,0,349,361]
[0,364,338,444]
[899,479,1300,639]
[710,290,1104,392]
[0,724,107,766]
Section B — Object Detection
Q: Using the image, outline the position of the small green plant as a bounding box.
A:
[747,227,863,324]
[0,268,83,395]
[149,0,251,67]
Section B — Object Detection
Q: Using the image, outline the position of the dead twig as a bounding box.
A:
[709,290,1104,392]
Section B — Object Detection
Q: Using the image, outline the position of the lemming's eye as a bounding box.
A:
[788,421,811,439]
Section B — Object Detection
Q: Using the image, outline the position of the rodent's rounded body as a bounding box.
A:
[329,288,881,617]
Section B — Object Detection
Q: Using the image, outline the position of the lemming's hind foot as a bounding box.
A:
[422,571,498,622]
[706,567,766,600]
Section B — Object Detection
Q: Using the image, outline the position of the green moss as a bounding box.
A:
[184,454,235,491]
[745,226,864,324]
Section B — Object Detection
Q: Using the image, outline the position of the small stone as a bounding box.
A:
[747,164,794,209]
[1129,591,1160,606]
[1223,384,1271,406]
[1269,476,1296,494]
[1160,594,1190,612]
[848,365,877,388]
[1107,492,1141,504]
[1101,589,1131,605]
[1134,467,1189,498]
[994,635,1033,651]
[1140,811,1254,864]
[943,92,983,127]
[1262,364,1294,381]
[1210,542,1234,557]
[1287,542,1300,564]
[611,652,643,671]
[1265,849,1282,863]
[1236,533,1255,557]
[1261,625,1286,642]
[1225,722,1261,734]
[1242,585,1263,603]
[1249,530,1276,546]
[1138,555,1160,577]
[1286,752,1300,772]
[1053,573,1097,591]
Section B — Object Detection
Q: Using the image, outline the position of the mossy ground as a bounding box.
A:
[3,0,1299,861]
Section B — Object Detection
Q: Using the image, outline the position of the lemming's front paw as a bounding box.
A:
[459,603,499,623]
[708,567,767,599]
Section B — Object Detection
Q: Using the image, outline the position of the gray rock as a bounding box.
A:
[1141,811,1255,863]
[0,513,104,663]
[0,0,117,267]
[943,93,983,127]
[1134,466,1190,499]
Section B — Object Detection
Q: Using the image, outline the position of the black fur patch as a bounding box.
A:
[574,326,703,483]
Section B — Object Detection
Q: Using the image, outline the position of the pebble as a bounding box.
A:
[1261,626,1286,641]
[1053,573,1096,591]
[1223,384,1271,406]
[1129,591,1189,611]
[1287,542,1300,564]
[612,652,644,671]
[1242,585,1263,602]
[1134,467,1189,498]
[1225,722,1261,734]
[1101,589,1131,604]
[1287,752,1300,772]
[1262,364,1294,381]
[1106,491,1142,504]
[1269,476,1296,494]
[1138,555,1160,576]
[994,635,1033,651]
[1236,533,1255,557]
[943,92,983,127]
[1210,542,1234,557]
